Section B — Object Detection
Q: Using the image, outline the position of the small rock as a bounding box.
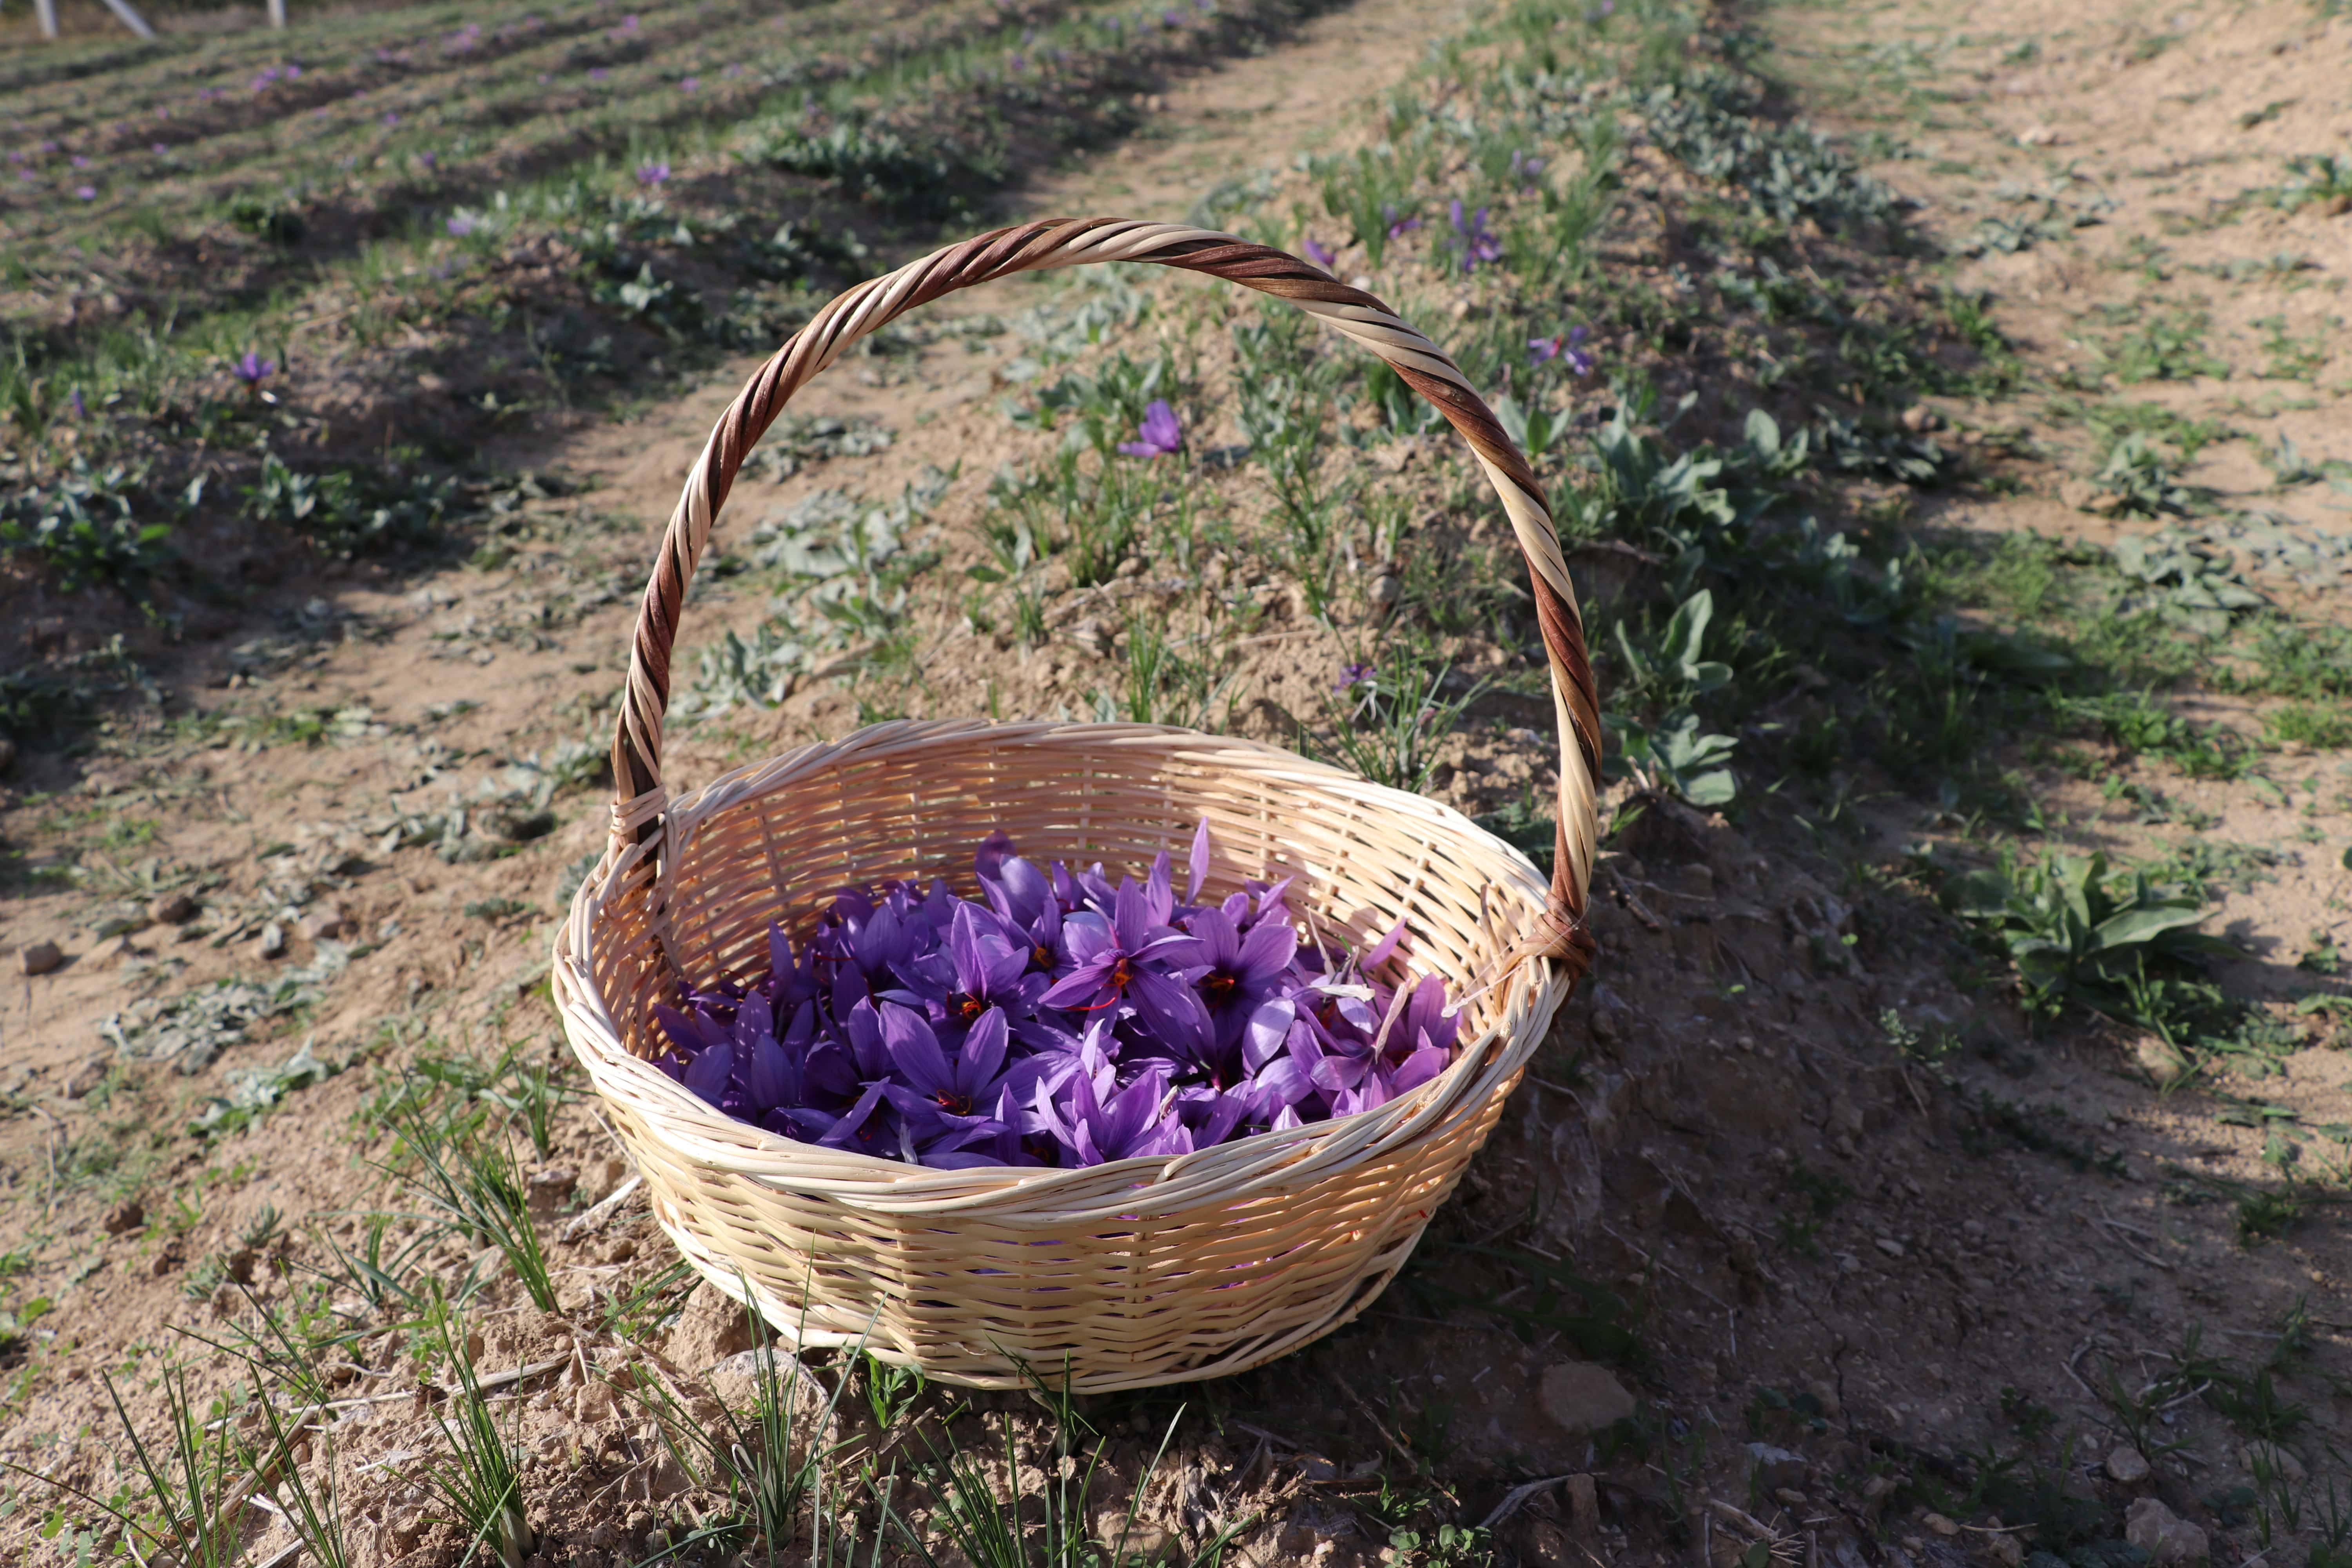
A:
[1370,572,1402,605]
[1067,617,1114,657]
[485,806,558,843]
[1538,1361,1635,1435]
[61,1054,113,1098]
[256,922,287,960]
[1924,1513,1960,1537]
[88,933,145,968]
[527,1167,578,1212]
[149,891,199,925]
[1989,1538,2025,1568]
[1747,1443,1807,1491]
[666,1281,755,1369]
[2134,1035,2190,1087]
[1114,555,1146,578]
[1899,405,1941,432]
[605,1235,638,1264]
[573,1381,617,1424]
[297,904,350,942]
[103,1200,144,1235]
[19,940,64,976]
[1874,1236,1906,1259]
[388,1505,431,1547]
[1295,1453,1338,1482]
[0,737,14,775]
[2106,1445,2152,1485]
[2125,1497,2209,1568]
[2058,477,2100,511]
[1564,1473,1599,1535]
[81,769,125,797]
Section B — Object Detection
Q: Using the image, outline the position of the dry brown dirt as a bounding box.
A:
[2,0,2350,1565]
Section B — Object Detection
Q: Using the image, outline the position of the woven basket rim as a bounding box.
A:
[555,718,1558,1210]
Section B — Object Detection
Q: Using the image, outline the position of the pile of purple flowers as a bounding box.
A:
[648,824,1461,1169]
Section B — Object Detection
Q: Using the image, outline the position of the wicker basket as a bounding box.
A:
[553,219,1603,1392]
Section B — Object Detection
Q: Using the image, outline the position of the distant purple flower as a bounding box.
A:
[609,12,639,36]
[588,67,610,80]
[1165,8,1185,22]
[637,160,670,187]
[1382,202,1420,239]
[1530,325,1594,376]
[69,389,87,419]
[74,185,95,201]
[1450,199,1501,272]
[1509,149,1544,186]
[233,351,276,385]
[446,213,478,236]
[678,76,699,92]
[1302,234,1336,270]
[538,72,552,84]
[382,110,399,126]
[1116,399,1184,459]
[71,154,89,169]
[417,151,436,170]
[1335,661,1373,694]
[152,143,167,154]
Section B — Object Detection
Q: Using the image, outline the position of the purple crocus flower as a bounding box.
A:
[69,389,87,419]
[641,823,1455,1170]
[232,351,276,385]
[1116,399,1183,459]
[1450,199,1502,272]
[1170,904,1298,1068]
[637,161,670,187]
[74,186,95,201]
[1035,1063,1187,1166]
[1383,203,1420,239]
[679,76,699,93]
[446,213,478,236]
[1334,661,1373,695]
[1530,325,1595,376]
[1509,149,1544,187]
[1302,235,1336,270]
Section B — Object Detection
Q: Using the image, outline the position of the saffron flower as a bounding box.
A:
[1116,399,1184,459]
[1302,235,1336,270]
[679,76,699,92]
[637,161,670,187]
[1334,661,1374,694]
[1529,325,1594,376]
[232,352,276,386]
[1382,202,1420,239]
[1450,199,1502,272]
[644,824,1461,1169]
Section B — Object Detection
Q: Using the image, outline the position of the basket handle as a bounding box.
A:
[608,218,1602,959]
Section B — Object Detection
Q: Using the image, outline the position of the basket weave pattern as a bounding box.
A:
[554,220,1603,1390]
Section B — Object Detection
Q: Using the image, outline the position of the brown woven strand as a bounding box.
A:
[606,218,1601,940]
[556,220,1602,1391]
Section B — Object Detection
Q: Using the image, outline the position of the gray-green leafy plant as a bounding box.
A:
[1612,710,1739,807]
[1611,589,1731,714]
[1946,852,2227,1011]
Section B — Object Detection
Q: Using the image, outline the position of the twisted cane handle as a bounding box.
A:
[609,218,1602,956]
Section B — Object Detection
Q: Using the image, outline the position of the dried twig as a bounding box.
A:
[1480,1474,1576,1532]
[562,1173,643,1241]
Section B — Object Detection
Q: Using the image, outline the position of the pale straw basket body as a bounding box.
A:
[553,219,1604,1391]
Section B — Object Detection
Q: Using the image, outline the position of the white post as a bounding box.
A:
[97,0,156,38]
[34,0,59,39]
[269,0,285,26]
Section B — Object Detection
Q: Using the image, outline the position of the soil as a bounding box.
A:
[3,0,2350,1566]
